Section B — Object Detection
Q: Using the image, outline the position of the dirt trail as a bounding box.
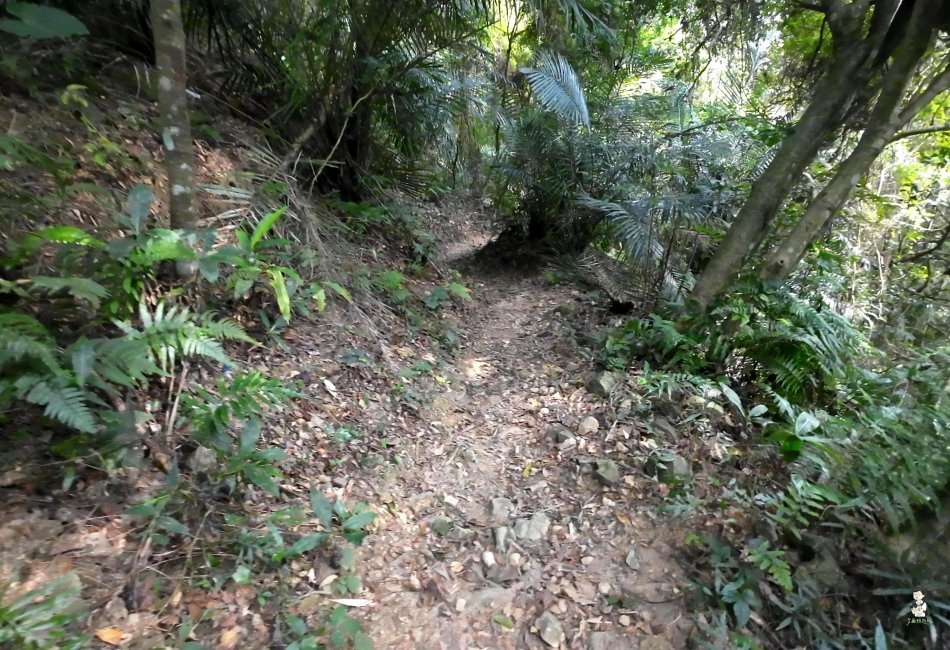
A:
[0,221,695,650]
[351,246,694,649]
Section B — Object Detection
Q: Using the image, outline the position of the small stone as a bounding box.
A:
[359,453,385,469]
[625,549,640,570]
[514,512,551,541]
[443,494,459,507]
[648,416,677,437]
[619,614,631,626]
[549,424,575,443]
[509,552,523,567]
[598,581,612,595]
[644,450,692,482]
[585,371,619,398]
[535,611,566,647]
[588,631,623,650]
[639,636,675,650]
[482,551,496,568]
[577,416,600,436]
[488,497,516,522]
[0,469,27,487]
[581,556,594,565]
[594,459,620,485]
[185,446,217,474]
[494,526,510,551]
[621,581,678,603]
[430,517,454,536]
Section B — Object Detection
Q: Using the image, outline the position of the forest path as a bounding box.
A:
[350,239,694,649]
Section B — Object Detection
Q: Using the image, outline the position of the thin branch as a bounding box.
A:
[890,122,950,141]
[900,222,950,263]
[308,86,376,192]
[664,117,743,139]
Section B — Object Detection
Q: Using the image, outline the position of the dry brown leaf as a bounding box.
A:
[94,626,124,646]
[218,626,242,649]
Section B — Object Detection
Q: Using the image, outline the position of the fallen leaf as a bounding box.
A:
[94,627,124,646]
[218,626,241,649]
[328,598,373,607]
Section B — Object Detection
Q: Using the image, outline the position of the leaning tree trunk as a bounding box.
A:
[760,3,948,283]
[151,0,197,231]
[685,47,870,312]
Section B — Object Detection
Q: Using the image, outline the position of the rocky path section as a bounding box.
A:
[349,255,695,649]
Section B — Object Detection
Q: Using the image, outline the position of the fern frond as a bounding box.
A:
[0,312,62,373]
[15,375,96,433]
[29,276,109,309]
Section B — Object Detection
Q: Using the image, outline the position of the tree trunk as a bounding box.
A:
[760,3,948,283]
[686,47,870,312]
[151,0,197,232]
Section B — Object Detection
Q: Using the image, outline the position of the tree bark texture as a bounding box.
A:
[760,1,948,282]
[685,46,869,312]
[685,0,945,312]
[151,0,198,231]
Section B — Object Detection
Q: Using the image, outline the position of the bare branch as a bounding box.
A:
[890,122,950,142]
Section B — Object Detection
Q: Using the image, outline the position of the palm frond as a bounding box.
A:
[520,51,590,128]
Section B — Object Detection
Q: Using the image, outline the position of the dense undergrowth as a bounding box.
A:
[593,283,949,647]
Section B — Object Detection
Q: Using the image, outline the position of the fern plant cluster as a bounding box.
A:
[0,185,276,462]
[614,286,949,647]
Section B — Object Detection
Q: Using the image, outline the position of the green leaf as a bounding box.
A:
[733,598,751,627]
[27,225,99,250]
[70,338,95,386]
[286,614,308,636]
[342,511,376,532]
[313,286,327,312]
[243,465,279,496]
[310,490,334,528]
[126,184,153,233]
[340,545,356,570]
[239,419,263,453]
[423,286,450,310]
[31,276,108,307]
[492,613,514,629]
[323,281,352,303]
[268,268,292,322]
[250,206,288,251]
[232,565,252,585]
[0,2,88,39]
[127,502,160,518]
[197,257,220,282]
[340,574,362,593]
[155,515,190,536]
[874,619,887,650]
[719,382,743,415]
[233,277,255,299]
[794,411,820,436]
[748,404,768,418]
[520,51,590,127]
[353,632,373,650]
[284,533,327,559]
[235,230,251,251]
[445,282,471,301]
